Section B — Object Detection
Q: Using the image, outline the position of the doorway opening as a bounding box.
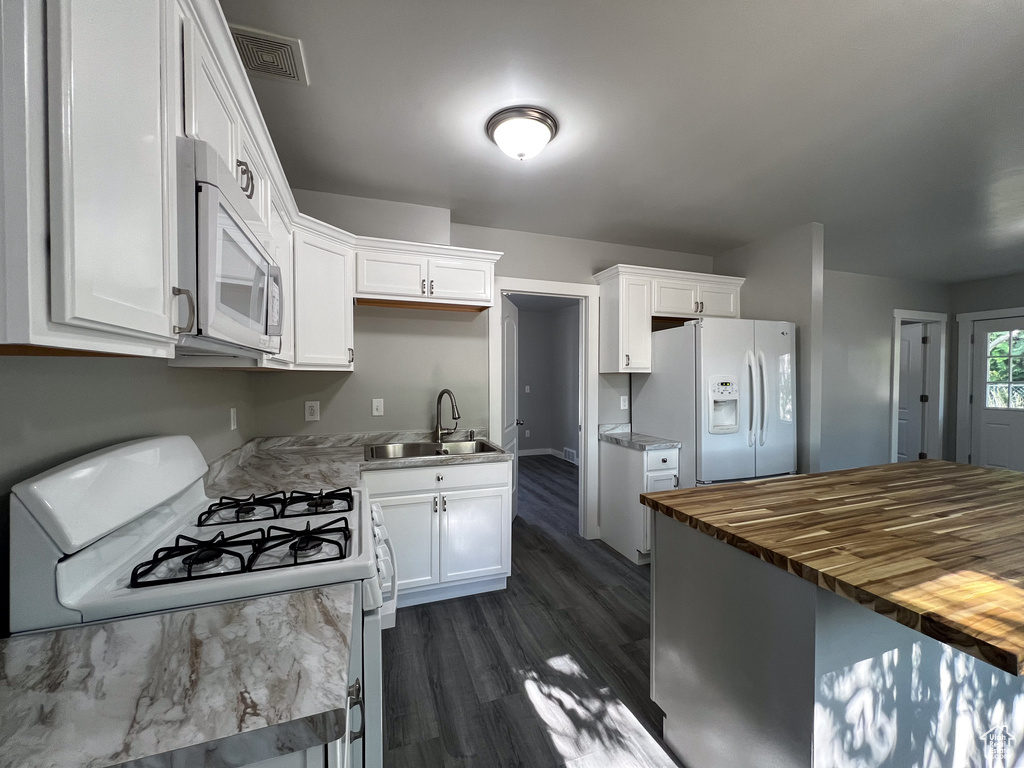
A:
[488,278,600,539]
[889,310,947,463]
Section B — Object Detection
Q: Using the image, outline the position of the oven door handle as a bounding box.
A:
[382,533,399,612]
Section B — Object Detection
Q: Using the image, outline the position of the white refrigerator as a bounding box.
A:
[632,318,797,485]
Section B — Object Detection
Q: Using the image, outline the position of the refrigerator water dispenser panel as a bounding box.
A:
[708,378,740,434]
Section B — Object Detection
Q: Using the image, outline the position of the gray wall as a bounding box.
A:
[451,223,713,284]
[819,271,950,472]
[516,305,580,455]
[599,374,631,427]
[253,306,489,436]
[950,271,1024,315]
[715,223,825,473]
[292,189,451,245]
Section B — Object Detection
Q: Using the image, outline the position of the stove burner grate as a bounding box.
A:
[198,492,287,526]
[129,529,265,587]
[283,488,353,518]
[248,516,351,571]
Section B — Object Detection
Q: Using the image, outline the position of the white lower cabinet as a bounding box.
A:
[599,441,679,565]
[364,462,512,606]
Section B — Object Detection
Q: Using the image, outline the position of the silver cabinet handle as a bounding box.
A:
[700,301,705,313]
[348,347,354,364]
[442,495,447,512]
[694,301,699,312]
[516,418,525,426]
[433,497,438,514]
[661,457,668,463]
[172,286,195,334]
[625,353,630,367]
[436,474,443,482]
[347,678,364,742]
[421,279,427,295]
[673,474,679,488]
[429,279,435,295]
[236,160,255,199]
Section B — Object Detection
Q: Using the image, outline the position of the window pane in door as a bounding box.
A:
[989,357,1010,383]
[1012,357,1024,382]
[1011,329,1024,355]
[989,331,1010,356]
[988,384,1009,408]
[1011,385,1024,410]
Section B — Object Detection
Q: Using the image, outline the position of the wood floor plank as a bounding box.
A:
[383,455,681,768]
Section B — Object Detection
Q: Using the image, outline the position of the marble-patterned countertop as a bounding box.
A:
[0,586,356,768]
[598,425,681,451]
[206,431,511,497]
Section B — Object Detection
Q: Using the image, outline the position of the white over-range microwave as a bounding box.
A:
[174,137,282,356]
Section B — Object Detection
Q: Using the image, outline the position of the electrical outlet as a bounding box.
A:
[230,407,237,430]
[372,398,384,417]
[620,395,629,410]
[304,401,320,422]
[525,429,531,438]
[525,384,531,393]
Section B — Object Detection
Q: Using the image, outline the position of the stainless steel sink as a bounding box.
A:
[363,440,500,460]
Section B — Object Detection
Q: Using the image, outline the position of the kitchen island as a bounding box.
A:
[642,460,1024,768]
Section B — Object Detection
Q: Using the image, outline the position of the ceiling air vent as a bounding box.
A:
[229,25,309,86]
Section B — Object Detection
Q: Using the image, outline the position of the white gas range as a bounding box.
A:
[8,435,393,768]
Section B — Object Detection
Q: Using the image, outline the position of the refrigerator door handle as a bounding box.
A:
[746,350,757,447]
[758,351,768,446]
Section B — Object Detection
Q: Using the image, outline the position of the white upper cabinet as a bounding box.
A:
[595,265,744,373]
[183,18,238,180]
[354,242,500,307]
[293,223,354,370]
[46,0,178,346]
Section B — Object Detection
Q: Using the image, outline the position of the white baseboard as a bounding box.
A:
[518,447,579,465]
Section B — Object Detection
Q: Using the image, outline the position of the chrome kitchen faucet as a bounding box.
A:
[433,389,461,443]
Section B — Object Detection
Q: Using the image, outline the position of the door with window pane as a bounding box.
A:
[971,318,1024,470]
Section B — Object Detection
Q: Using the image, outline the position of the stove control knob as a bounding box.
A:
[370,505,384,526]
[377,556,394,580]
[374,524,390,541]
[363,579,384,610]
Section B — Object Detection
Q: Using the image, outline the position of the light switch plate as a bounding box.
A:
[525,385,531,393]
[620,395,629,410]
[372,398,384,416]
[230,407,237,430]
[305,401,320,421]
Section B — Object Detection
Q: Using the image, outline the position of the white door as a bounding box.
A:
[754,321,798,477]
[373,494,439,590]
[971,318,1024,470]
[48,0,176,342]
[501,295,520,519]
[696,318,755,482]
[622,277,652,371]
[293,229,354,368]
[440,488,510,582]
[355,251,427,299]
[897,323,926,462]
[184,21,238,170]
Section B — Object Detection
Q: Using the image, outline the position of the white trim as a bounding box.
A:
[488,277,601,539]
[889,310,948,463]
[955,307,1024,463]
[517,447,575,461]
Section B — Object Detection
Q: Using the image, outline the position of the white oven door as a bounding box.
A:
[197,182,282,353]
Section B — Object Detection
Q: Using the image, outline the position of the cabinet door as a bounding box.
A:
[698,284,740,317]
[184,20,238,170]
[374,494,439,590]
[440,488,510,582]
[642,471,678,553]
[652,278,699,317]
[355,251,427,298]
[621,276,652,371]
[237,123,270,226]
[47,0,176,341]
[428,258,493,304]
[293,229,354,368]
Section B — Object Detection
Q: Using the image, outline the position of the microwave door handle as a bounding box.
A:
[267,265,283,337]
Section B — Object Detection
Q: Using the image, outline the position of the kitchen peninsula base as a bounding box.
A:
[652,514,1024,768]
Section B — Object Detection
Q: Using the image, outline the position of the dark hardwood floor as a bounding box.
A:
[382,455,682,767]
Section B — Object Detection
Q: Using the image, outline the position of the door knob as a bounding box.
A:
[516,419,525,426]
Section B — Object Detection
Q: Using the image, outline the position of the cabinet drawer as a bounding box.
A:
[645,448,678,472]
[364,460,511,495]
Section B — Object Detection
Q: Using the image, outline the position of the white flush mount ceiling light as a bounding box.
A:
[486,106,558,161]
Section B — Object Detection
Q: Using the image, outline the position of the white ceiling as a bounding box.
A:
[219,0,1024,284]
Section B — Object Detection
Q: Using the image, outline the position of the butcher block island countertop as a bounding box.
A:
[641,459,1024,676]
